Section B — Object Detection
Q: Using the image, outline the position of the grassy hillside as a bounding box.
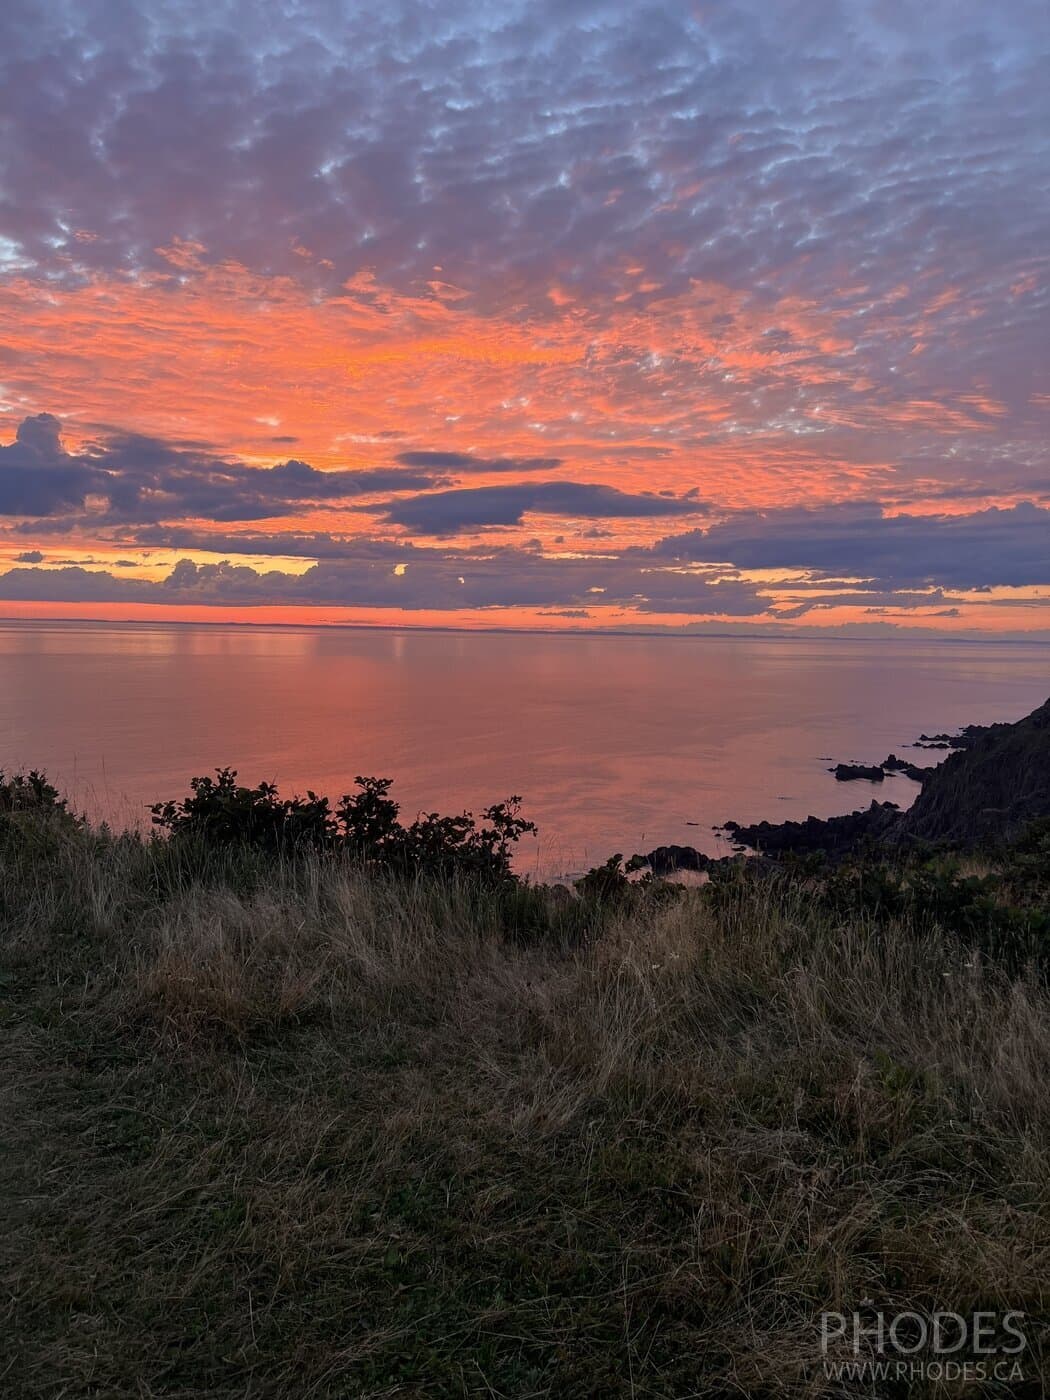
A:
[2,786,1049,1396]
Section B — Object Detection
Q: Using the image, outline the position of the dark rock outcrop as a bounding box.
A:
[635,699,1050,872]
[897,697,1050,846]
[881,754,933,782]
[912,722,998,751]
[640,844,711,875]
[723,698,1050,858]
[831,763,885,782]
[722,801,901,858]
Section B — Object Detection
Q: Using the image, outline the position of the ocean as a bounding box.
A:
[2,621,1046,878]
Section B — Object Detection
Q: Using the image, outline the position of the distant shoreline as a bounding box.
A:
[0,614,1048,645]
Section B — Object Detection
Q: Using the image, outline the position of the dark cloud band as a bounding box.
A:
[0,415,444,522]
[371,482,704,532]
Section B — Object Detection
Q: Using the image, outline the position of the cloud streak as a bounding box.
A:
[0,545,766,618]
[652,502,1050,590]
[394,451,563,473]
[371,482,704,533]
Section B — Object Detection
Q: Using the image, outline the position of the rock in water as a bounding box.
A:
[722,801,900,857]
[881,754,933,782]
[638,844,710,874]
[831,763,885,782]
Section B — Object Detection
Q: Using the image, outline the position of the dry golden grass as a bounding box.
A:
[1,833,1048,1395]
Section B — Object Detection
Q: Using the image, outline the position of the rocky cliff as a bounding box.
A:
[896,696,1050,846]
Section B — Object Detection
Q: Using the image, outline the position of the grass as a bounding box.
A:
[1,821,1048,1396]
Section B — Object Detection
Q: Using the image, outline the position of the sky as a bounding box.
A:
[0,0,1048,636]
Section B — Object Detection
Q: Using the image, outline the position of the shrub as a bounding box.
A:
[152,769,536,883]
[766,839,1050,975]
[575,853,685,916]
[150,769,333,855]
[0,769,82,854]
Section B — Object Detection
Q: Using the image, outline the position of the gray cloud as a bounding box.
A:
[0,415,443,523]
[0,416,103,517]
[8,494,1049,616]
[650,501,1050,589]
[0,540,765,617]
[0,415,710,541]
[395,451,562,473]
[372,482,704,533]
[115,527,379,559]
[11,477,1050,603]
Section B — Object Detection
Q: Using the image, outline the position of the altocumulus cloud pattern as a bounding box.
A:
[0,0,1047,632]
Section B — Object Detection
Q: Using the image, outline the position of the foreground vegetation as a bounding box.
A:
[2,773,1049,1396]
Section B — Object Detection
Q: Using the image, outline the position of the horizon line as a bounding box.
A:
[1,613,1048,645]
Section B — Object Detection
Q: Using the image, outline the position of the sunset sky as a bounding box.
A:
[0,0,1048,635]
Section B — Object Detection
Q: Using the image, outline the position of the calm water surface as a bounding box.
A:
[1,621,1047,877]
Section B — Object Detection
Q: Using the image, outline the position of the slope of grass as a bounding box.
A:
[2,824,1048,1397]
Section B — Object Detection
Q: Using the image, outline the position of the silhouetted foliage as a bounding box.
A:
[6,762,1050,969]
[0,769,82,854]
[574,853,685,915]
[151,769,536,883]
[998,815,1050,902]
[757,833,1050,976]
[150,770,333,855]
[335,776,400,856]
[574,853,634,906]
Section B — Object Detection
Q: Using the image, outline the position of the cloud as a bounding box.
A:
[0,0,1045,449]
[372,482,705,533]
[0,1,1047,631]
[650,501,1050,589]
[0,415,102,516]
[0,416,444,523]
[13,548,44,563]
[395,451,562,473]
[115,527,382,559]
[0,541,766,616]
[0,0,1045,559]
[2,0,1046,340]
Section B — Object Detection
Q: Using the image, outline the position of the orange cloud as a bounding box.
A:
[1,243,1045,631]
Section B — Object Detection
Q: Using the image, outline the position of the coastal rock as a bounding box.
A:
[897,697,1050,845]
[830,762,885,782]
[722,801,900,857]
[912,722,998,751]
[720,698,1050,858]
[881,753,933,782]
[637,844,711,875]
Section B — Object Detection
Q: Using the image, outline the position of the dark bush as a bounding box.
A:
[764,838,1050,975]
[150,769,333,855]
[0,769,82,854]
[998,816,1050,902]
[574,854,685,916]
[152,769,536,883]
